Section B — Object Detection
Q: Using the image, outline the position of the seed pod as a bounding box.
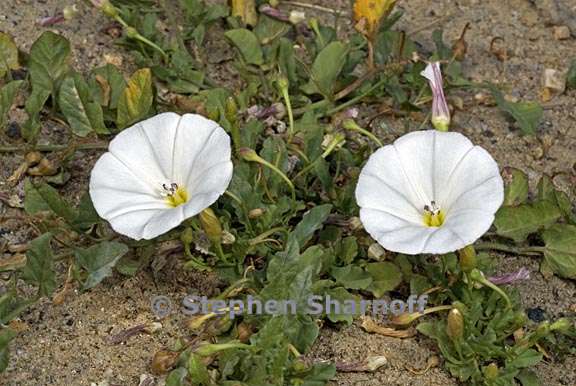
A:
[451,23,470,61]
[28,158,58,176]
[446,308,464,341]
[25,151,42,165]
[390,311,423,326]
[151,350,179,375]
[248,208,265,219]
[237,322,253,343]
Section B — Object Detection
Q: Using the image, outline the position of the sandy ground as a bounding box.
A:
[1,0,575,385]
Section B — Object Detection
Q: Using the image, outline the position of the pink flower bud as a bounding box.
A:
[421,62,450,131]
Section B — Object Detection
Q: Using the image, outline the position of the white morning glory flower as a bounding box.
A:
[89,112,233,240]
[355,130,504,255]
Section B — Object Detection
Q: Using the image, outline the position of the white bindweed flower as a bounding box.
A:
[89,113,233,240]
[355,130,504,255]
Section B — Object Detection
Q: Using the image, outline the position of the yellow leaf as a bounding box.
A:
[117,68,153,128]
[353,0,396,38]
[230,0,258,27]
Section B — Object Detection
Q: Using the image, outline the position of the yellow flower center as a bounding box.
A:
[423,201,445,227]
[163,183,189,207]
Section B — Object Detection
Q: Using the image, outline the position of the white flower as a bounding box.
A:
[355,130,503,255]
[89,113,233,240]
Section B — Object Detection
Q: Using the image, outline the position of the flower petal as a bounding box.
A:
[184,161,234,219]
[171,114,221,186]
[355,141,428,223]
[442,208,497,249]
[441,146,504,214]
[359,208,434,254]
[108,112,181,187]
[141,206,186,240]
[90,152,168,239]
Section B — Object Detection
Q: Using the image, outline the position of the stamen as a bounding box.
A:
[423,201,445,227]
[161,182,188,207]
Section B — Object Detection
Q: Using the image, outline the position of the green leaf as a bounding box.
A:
[165,367,187,386]
[494,200,562,242]
[331,265,372,290]
[324,287,360,324]
[117,68,153,128]
[24,181,77,224]
[91,64,126,109]
[59,73,107,136]
[0,328,17,373]
[288,204,332,248]
[366,262,402,298]
[306,41,348,97]
[503,168,528,206]
[537,175,555,202]
[75,241,129,290]
[0,32,19,78]
[73,192,101,230]
[224,29,264,65]
[516,369,540,386]
[187,354,210,385]
[0,80,22,130]
[24,32,71,141]
[489,86,542,135]
[298,361,336,385]
[21,233,56,297]
[508,349,543,369]
[337,236,358,264]
[541,224,576,279]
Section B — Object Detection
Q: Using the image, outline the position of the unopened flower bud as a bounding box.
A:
[90,0,119,18]
[446,308,464,341]
[421,62,450,131]
[238,147,259,162]
[225,96,238,123]
[199,208,222,244]
[484,363,499,379]
[458,245,477,273]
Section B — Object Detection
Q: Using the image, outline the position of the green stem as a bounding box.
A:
[242,150,296,201]
[469,269,512,308]
[324,78,387,117]
[342,119,383,147]
[249,227,289,246]
[281,86,295,142]
[294,134,345,180]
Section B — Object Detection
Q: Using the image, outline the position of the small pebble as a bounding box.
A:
[553,25,571,40]
[542,68,566,94]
